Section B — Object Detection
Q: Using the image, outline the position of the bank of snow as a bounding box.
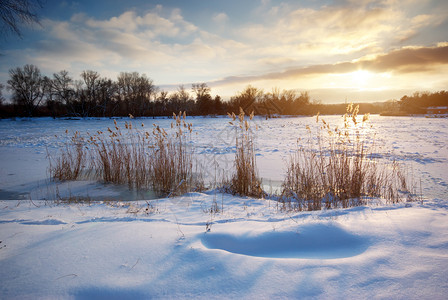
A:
[1,195,447,299]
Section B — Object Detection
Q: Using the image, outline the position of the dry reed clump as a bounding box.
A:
[224,108,263,197]
[49,112,203,197]
[281,103,413,211]
[87,118,151,190]
[49,130,87,181]
[150,112,200,196]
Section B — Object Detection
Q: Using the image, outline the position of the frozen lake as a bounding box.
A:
[0,115,447,202]
[1,115,448,299]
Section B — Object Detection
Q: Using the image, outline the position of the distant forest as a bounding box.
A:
[0,64,447,118]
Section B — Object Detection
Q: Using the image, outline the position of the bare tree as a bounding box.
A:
[79,70,100,117]
[117,72,155,116]
[176,85,190,103]
[0,83,4,105]
[44,70,76,117]
[192,83,212,114]
[97,77,117,117]
[51,70,74,105]
[81,70,100,99]
[229,85,263,113]
[191,83,210,100]
[0,0,43,37]
[7,64,45,116]
[157,90,169,102]
[168,85,192,113]
[261,87,283,115]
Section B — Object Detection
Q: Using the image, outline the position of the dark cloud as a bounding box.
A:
[360,45,448,72]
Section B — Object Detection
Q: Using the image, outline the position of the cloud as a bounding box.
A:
[360,44,448,72]
[82,9,197,38]
[42,8,199,63]
[210,44,448,86]
[2,0,446,102]
[213,12,228,24]
[7,5,253,85]
[233,0,447,68]
[85,11,138,32]
[238,3,401,54]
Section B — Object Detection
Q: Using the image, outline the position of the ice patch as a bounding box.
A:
[0,219,67,225]
[71,287,147,300]
[20,219,67,225]
[0,189,29,200]
[201,223,370,259]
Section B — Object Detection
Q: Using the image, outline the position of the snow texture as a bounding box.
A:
[1,115,447,299]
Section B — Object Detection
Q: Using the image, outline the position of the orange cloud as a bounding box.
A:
[360,45,448,72]
[211,44,448,86]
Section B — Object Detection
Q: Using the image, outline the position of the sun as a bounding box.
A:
[350,70,372,88]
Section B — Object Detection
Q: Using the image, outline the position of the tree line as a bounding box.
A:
[399,91,448,114]
[1,64,447,118]
[0,64,317,118]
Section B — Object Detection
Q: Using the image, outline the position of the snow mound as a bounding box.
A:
[201,223,370,259]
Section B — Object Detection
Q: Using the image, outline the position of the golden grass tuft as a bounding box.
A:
[224,108,263,197]
[49,131,87,181]
[150,112,199,196]
[49,112,203,197]
[281,104,414,211]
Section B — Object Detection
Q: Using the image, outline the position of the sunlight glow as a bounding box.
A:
[350,70,372,87]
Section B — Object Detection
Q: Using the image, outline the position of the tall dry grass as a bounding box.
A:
[224,108,263,197]
[49,130,87,181]
[49,112,203,197]
[87,119,151,189]
[150,112,201,196]
[281,104,413,211]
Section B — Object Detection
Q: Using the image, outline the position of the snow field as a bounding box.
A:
[0,115,447,298]
[1,197,447,299]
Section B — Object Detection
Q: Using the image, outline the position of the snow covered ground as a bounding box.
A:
[1,115,447,299]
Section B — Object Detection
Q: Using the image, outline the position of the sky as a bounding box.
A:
[1,0,447,103]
